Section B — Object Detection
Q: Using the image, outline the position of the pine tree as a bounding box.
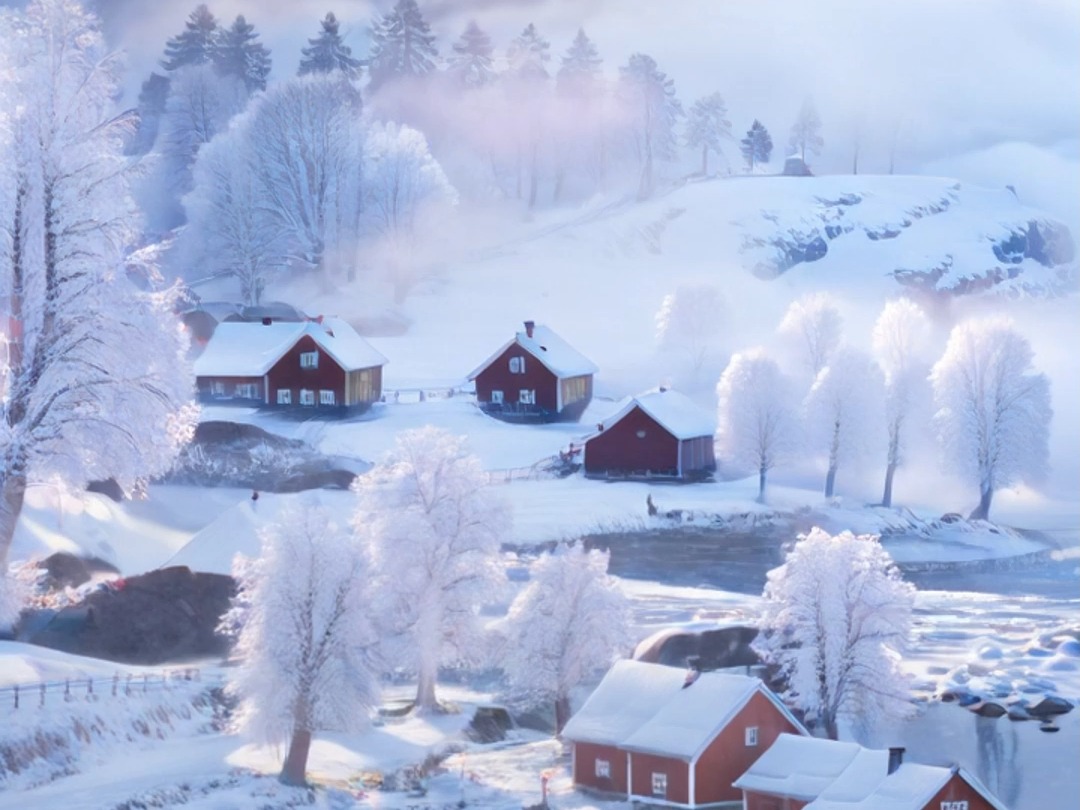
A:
[161,4,219,71]
[619,53,682,199]
[125,72,171,156]
[213,15,271,93]
[684,92,731,176]
[446,20,494,88]
[789,97,824,163]
[507,23,550,81]
[367,0,438,92]
[556,28,602,97]
[740,119,773,171]
[298,12,361,79]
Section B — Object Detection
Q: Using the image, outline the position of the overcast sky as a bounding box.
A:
[4,0,1078,219]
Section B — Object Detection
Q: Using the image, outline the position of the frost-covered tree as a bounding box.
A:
[804,348,885,498]
[225,501,380,786]
[0,0,196,570]
[740,119,773,171]
[619,53,682,200]
[655,282,728,382]
[367,0,438,93]
[553,29,606,200]
[447,20,494,88]
[242,75,364,277]
[353,427,509,712]
[716,349,799,502]
[161,4,219,71]
[213,14,271,93]
[685,92,731,176]
[179,123,286,306]
[871,299,932,508]
[755,527,915,740]
[778,292,844,377]
[556,28,602,96]
[507,23,551,81]
[501,543,631,733]
[930,319,1051,521]
[788,97,824,163]
[297,12,361,80]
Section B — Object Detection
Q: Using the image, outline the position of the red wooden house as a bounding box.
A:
[194,317,387,413]
[735,734,1010,810]
[467,321,597,423]
[583,388,716,481]
[562,660,807,807]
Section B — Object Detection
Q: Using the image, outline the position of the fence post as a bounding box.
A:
[64,679,71,702]
[39,682,45,708]
[112,673,119,697]
[13,684,18,710]
[125,673,133,695]
[87,678,94,698]
[143,673,148,693]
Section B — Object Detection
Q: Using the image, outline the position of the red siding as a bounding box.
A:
[474,342,559,415]
[266,334,345,408]
[572,742,627,795]
[628,751,690,805]
[584,407,679,477]
[696,691,803,805]
[923,773,999,810]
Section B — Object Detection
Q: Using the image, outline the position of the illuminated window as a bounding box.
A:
[300,351,319,369]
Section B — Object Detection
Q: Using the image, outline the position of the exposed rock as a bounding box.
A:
[1028,695,1074,718]
[86,478,124,502]
[634,625,761,672]
[37,553,119,591]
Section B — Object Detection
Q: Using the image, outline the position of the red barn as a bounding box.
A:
[583,388,716,481]
[562,660,807,807]
[467,321,597,423]
[194,317,387,413]
[735,734,1010,810]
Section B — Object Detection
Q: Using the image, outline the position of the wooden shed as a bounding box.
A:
[194,317,387,413]
[583,388,716,481]
[467,320,597,423]
[736,734,1011,810]
[561,660,807,807]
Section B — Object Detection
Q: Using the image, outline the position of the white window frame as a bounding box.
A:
[235,383,259,399]
[651,772,667,798]
[300,351,319,369]
[319,389,336,406]
[277,389,292,405]
[210,381,226,397]
[490,390,504,404]
[745,726,759,747]
[519,389,536,405]
[508,356,526,374]
[299,389,315,406]
[594,759,610,779]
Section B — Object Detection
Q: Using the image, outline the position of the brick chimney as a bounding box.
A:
[887,747,905,775]
[524,320,535,338]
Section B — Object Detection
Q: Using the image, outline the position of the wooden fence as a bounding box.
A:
[0,668,207,711]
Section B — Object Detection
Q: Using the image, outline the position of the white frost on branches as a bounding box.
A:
[353,426,509,711]
[754,527,916,741]
[930,318,1051,521]
[804,347,885,498]
[655,282,728,383]
[715,348,799,501]
[225,500,380,785]
[500,542,632,733]
[778,292,843,378]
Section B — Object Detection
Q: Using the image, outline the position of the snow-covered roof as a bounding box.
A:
[562,660,802,760]
[467,323,598,381]
[561,659,687,747]
[194,319,387,378]
[807,764,1008,810]
[733,734,873,800]
[599,388,715,440]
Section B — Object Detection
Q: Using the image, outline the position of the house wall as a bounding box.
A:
[695,691,803,805]
[559,374,594,421]
[196,375,264,403]
[628,751,690,805]
[679,435,717,475]
[345,365,382,406]
[923,774,999,810]
[571,741,627,796]
[743,793,808,810]
[475,342,559,414]
[584,407,678,477]
[267,334,345,408]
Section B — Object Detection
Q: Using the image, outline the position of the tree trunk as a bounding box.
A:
[279,728,312,786]
[824,465,837,499]
[881,463,897,508]
[528,144,539,210]
[0,470,28,567]
[414,666,438,712]
[757,467,767,504]
[701,144,708,177]
[852,144,859,175]
[555,693,572,735]
[969,487,993,521]
[823,710,839,741]
[553,164,565,203]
